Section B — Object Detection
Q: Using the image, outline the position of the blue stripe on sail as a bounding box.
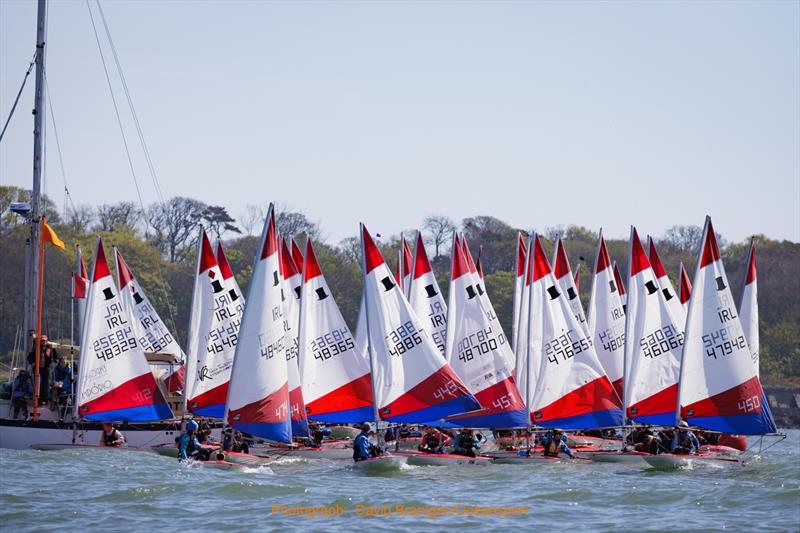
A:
[688,394,777,435]
[308,405,374,424]
[233,421,292,444]
[447,409,529,429]
[537,408,623,430]
[192,403,225,419]
[629,412,676,427]
[82,402,173,422]
[382,394,480,424]
[292,419,310,438]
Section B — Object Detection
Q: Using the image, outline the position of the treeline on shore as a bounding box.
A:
[1,185,798,386]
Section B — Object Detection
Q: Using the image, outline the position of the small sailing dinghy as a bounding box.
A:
[408,231,448,356]
[396,449,492,466]
[150,445,274,466]
[75,238,174,422]
[351,454,407,473]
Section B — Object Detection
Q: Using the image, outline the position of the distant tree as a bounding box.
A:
[338,236,361,264]
[461,215,517,274]
[239,204,265,236]
[95,202,141,232]
[423,215,456,259]
[662,225,703,253]
[276,209,321,242]
[63,204,95,234]
[146,197,207,262]
[201,205,241,241]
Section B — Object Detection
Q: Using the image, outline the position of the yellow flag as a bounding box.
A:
[42,220,65,250]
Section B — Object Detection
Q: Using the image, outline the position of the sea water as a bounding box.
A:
[1,430,798,532]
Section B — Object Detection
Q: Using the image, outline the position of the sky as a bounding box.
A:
[1,0,798,245]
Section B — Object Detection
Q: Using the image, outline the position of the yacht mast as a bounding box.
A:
[24,0,48,354]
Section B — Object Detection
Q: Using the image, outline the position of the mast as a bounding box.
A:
[24,0,48,355]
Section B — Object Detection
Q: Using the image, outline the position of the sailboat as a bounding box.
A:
[184,231,242,418]
[408,232,448,356]
[647,237,686,328]
[76,238,173,422]
[225,205,291,443]
[512,232,528,355]
[553,238,589,335]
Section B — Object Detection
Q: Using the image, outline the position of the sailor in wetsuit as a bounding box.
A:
[178,420,216,461]
[541,429,575,459]
[353,423,380,462]
[100,423,125,447]
[671,420,700,455]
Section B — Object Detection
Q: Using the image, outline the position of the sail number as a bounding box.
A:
[702,326,747,359]
[598,325,625,353]
[544,329,591,365]
[456,325,506,363]
[310,327,355,361]
[737,395,760,413]
[640,324,683,359]
[386,321,424,357]
[93,325,137,361]
[207,319,240,355]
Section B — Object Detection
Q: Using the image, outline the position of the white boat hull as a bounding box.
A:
[643,453,741,470]
[0,419,187,450]
[397,450,491,466]
[351,455,407,473]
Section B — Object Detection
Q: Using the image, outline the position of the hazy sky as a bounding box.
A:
[1,0,798,245]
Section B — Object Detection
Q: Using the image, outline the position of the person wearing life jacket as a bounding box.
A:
[100,423,125,447]
[353,423,380,462]
[304,423,331,448]
[452,428,482,458]
[671,421,700,455]
[11,370,34,419]
[179,420,215,461]
[542,429,575,458]
[222,427,250,454]
[418,427,446,454]
[51,355,73,420]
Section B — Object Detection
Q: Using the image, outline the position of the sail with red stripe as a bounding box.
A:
[586,231,625,403]
[76,238,173,422]
[738,239,760,375]
[678,218,775,434]
[298,238,373,423]
[279,237,309,437]
[623,227,685,426]
[512,232,528,354]
[648,236,686,328]
[408,231,448,356]
[514,234,533,396]
[396,234,413,297]
[291,238,304,274]
[115,248,186,393]
[360,224,479,423]
[72,245,89,341]
[444,233,526,428]
[184,231,242,418]
[526,234,621,429]
[226,205,291,442]
[678,262,692,311]
[553,238,589,335]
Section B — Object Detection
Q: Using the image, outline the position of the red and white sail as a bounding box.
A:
[613,260,627,313]
[408,231,448,356]
[444,233,526,428]
[526,234,622,429]
[298,238,373,423]
[623,227,685,426]
[184,231,242,418]
[72,245,90,341]
[678,217,775,434]
[115,249,186,393]
[511,232,528,354]
[475,246,485,279]
[738,239,759,375]
[553,238,588,335]
[76,238,172,421]
[678,262,692,312]
[226,206,291,442]
[647,237,686,328]
[574,267,581,295]
[396,234,413,297]
[279,237,309,437]
[513,235,534,404]
[586,231,625,402]
[360,224,479,423]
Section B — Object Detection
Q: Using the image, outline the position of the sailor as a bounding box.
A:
[304,422,331,448]
[27,335,56,405]
[51,355,73,420]
[11,370,34,419]
[671,421,700,455]
[352,423,378,462]
[222,427,250,454]
[542,429,575,459]
[418,427,445,454]
[100,423,125,447]
[179,420,216,461]
[452,428,481,458]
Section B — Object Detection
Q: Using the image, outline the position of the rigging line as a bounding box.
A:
[44,76,78,216]
[85,0,146,214]
[0,50,37,144]
[96,0,165,205]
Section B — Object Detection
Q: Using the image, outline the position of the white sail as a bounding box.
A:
[511,232,527,354]
[76,238,172,422]
[738,239,760,375]
[408,231,448,355]
[647,236,686,329]
[553,238,589,335]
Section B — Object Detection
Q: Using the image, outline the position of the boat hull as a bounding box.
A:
[352,455,407,473]
[151,446,273,466]
[643,453,741,470]
[586,451,649,463]
[396,450,492,466]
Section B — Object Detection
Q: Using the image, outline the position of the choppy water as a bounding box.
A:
[2,431,799,532]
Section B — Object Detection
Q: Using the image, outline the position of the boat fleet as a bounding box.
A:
[2,206,778,472]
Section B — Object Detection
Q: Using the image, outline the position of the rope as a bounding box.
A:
[44,76,79,217]
[95,0,166,205]
[85,0,146,214]
[0,50,37,144]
